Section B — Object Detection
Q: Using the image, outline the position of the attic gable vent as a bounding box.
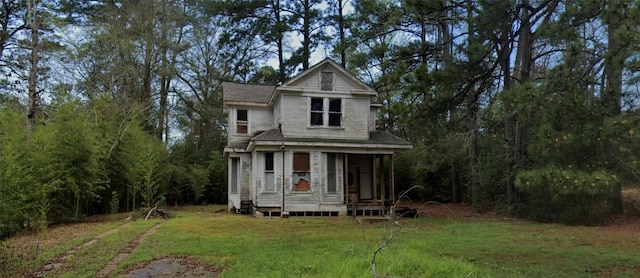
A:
[321,71,333,91]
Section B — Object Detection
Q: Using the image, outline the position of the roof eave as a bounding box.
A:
[251,140,412,152]
[224,100,271,107]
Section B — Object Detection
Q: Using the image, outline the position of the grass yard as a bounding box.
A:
[0,218,125,277]
[2,204,640,277]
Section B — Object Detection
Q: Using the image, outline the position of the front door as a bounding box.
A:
[347,155,373,202]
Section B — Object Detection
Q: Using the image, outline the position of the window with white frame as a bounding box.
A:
[309,98,342,127]
[328,99,341,126]
[264,152,275,192]
[236,109,248,134]
[293,152,310,191]
[230,158,239,193]
[310,98,324,125]
[327,153,337,193]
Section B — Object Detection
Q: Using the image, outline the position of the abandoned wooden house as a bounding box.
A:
[223,59,412,217]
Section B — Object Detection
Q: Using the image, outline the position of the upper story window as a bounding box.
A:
[236,109,248,134]
[321,71,333,91]
[310,98,324,125]
[310,98,342,127]
[328,99,341,126]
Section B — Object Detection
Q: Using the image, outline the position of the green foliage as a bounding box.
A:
[34,94,102,222]
[515,167,617,225]
[186,165,208,205]
[206,151,228,204]
[0,108,38,237]
[394,140,465,202]
[109,191,119,214]
[474,135,511,211]
[116,118,168,209]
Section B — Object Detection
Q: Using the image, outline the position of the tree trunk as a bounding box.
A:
[272,0,286,83]
[158,77,170,141]
[26,0,40,131]
[498,14,515,208]
[337,0,346,68]
[465,0,481,206]
[302,0,310,70]
[438,2,460,203]
[142,40,154,131]
[604,1,624,212]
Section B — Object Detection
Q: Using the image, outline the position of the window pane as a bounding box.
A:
[310,112,323,125]
[230,158,238,193]
[237,124,248,134]
[321,72,333,91]
[294,175,310,191]
[327,153,336,193]
[237,109,248,121]
[311,98,323,111]
[265,172,275,191]
[265,152,274,171]
[293,153,310,172]
[329,99,341,112]
[329,113,341,126]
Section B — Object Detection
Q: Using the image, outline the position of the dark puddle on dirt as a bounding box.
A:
[123,257,223,278]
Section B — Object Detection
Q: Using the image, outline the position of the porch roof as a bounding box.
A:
[247,129,412,152]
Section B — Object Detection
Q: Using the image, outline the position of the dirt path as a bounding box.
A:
[96,222,163,278]
[32,221,133,278]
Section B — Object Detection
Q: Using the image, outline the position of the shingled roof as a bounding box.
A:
[222,82,275,104]
[250,129,412,147]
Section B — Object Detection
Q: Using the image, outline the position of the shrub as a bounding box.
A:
[515,167,617,225]
[110,191,120,214]
[622,188,640,216]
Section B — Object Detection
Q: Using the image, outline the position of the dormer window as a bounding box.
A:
[236,109,248,134]
[321,71,333,91]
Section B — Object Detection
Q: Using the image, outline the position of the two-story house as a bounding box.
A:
[223,59,412,217]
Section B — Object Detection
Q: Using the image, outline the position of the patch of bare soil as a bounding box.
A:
[31,222,133,277]
[123,257,224,278]
[96,223,163,278]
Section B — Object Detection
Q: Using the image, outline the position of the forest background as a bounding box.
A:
[1,0,640,237]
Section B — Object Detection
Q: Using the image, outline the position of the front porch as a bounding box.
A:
[242,152,397,217]
[344,154,396,216]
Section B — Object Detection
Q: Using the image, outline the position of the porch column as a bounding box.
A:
[380,155,386,215]
[344,154,349,204]
[390,154,395,204]
[372,155,377,204]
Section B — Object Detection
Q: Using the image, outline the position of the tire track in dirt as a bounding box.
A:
[32,221,134,278]
[96,222,163,278]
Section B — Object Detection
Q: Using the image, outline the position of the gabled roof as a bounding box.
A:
[222,82,276,105]
[282,59,375,91]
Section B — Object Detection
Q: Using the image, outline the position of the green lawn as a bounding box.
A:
[3,206,640,277]
[118,207,640,277]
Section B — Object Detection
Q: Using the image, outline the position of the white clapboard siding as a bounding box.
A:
[240,154,252,201]
[280,95,369,140]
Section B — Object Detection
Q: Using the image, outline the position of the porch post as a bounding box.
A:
[281,144,286,213]
[390,154,395,204]
[372,155,377,204]
[344,154,349,204]
[380,155,386,215]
